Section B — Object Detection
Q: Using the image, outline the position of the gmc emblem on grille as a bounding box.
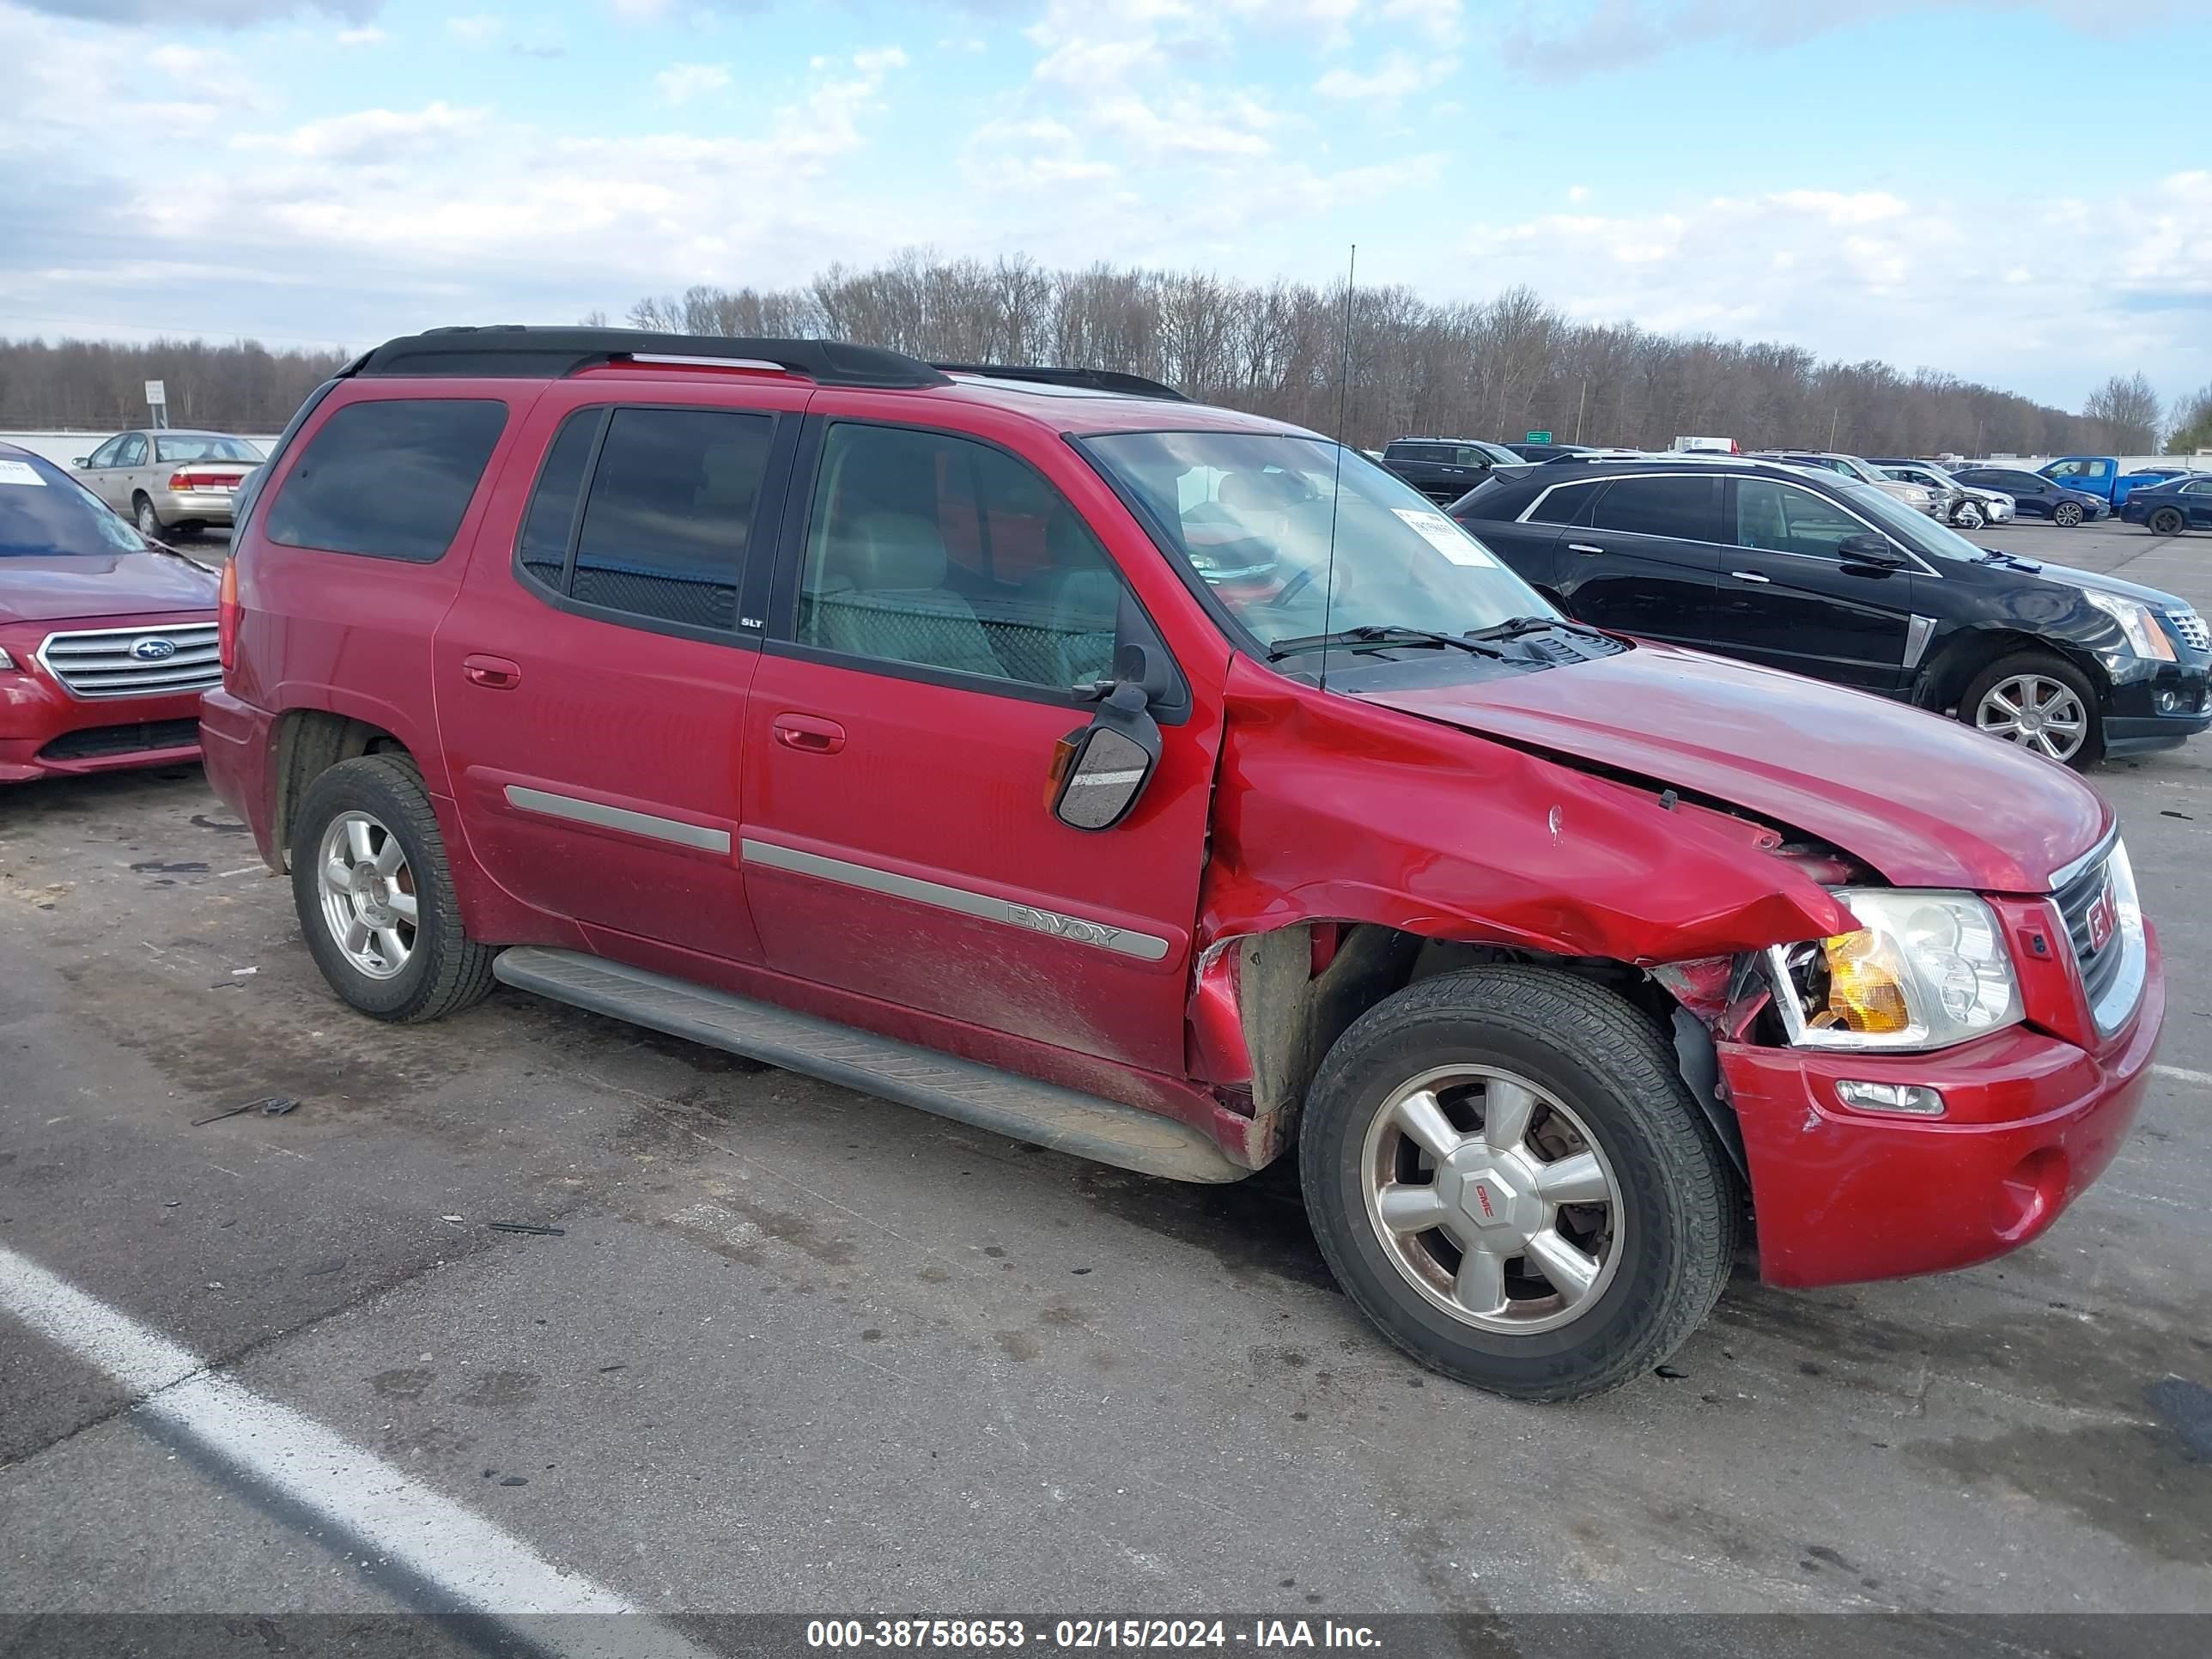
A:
[131,638,177,662]
[2085,882,2117,953]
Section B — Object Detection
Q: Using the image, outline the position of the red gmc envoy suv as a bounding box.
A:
[201,328,2160,1400]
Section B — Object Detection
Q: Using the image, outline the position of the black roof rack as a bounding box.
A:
[932,363,1190,402]
[349,326,951,389]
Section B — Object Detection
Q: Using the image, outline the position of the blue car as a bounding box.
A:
[1950,466,2111,526]
[2120,473,2212,536]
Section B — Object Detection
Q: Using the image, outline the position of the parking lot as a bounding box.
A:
[2,519,2207,1632]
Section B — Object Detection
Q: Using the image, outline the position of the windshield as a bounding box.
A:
[155,434,261,464]
[1839,481,1992,562]
[0,451,145,556]
[1082,430,1556,653]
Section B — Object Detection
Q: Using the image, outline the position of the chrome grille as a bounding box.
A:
[2170,607,2209,653]
[2053,853,2124,1010]
[37,623,221,700]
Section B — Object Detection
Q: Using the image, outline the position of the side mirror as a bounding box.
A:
[1050,642,1165,832]
[1838,532,1906,568]
[73,457,89,467]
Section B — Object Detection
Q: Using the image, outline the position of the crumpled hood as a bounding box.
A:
[0,550,220,626]
[1355,641,2109,892]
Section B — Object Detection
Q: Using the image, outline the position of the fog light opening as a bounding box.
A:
[1835,1079,1946,1116]
[1993,1147,2069,1243]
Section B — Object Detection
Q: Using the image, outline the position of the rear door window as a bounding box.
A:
[517,405,774,634]
[1589,475,1721,541]
[266,398,507,562]
[1526,480,1600,526]
[114,434,147,468]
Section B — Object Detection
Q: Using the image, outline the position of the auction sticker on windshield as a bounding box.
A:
[0,461,48,487]
[1392,506,1494,565]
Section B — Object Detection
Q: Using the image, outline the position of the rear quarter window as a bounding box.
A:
[264,398,508,562]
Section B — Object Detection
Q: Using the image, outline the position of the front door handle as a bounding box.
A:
[1729,570,1772,585]
[773,713,847,754]
[463,653,521,689]
[1566,543,1603,555]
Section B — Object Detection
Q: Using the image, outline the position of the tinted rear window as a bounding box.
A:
[265,398,507,562]
[517,405,774,635]
[1589,475,1721,541]
[0,451,144,556]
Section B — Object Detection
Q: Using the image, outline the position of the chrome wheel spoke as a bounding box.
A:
[1984,689,2021,720]
[1391,1089,1463,1163]
[1375,1182,1452,1236]
[1453,1247,1508,1319]
[374,836,406,877]
[1479,1079,1537,1156]
[1534,1151,1611,1206]
[386,889,419,923]
[1525,1230,1601,1308]
[321,857,354,897]
[374,927,408,967]
[343,915,371,956]
[345,817,374,864]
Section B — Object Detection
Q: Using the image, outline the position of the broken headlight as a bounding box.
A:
[1765,890,2021,1051]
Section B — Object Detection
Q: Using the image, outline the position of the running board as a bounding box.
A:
[493,947,1247,1184]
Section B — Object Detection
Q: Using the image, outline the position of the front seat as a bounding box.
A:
[804,512,1007,679]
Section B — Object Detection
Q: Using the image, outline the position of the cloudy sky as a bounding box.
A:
[2,0,2206,413]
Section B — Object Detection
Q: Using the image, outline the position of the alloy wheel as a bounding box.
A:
[1953,501,1984,529]
[2150,507,2185,537]
[315,810,418,979]
[135,497,160,537]
[1359,1064,1623,1335]
[1975,674,2088,763]
[2054,501,2083,527]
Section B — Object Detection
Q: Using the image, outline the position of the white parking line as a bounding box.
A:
[0,1243,716,1657]
[2153,1063,2212,1088]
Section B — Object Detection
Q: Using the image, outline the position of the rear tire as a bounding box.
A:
[1298,968,1739,1402]
[133,493,163,538]
[2053,501,2084,527]
[290,754,497,1022]
[2149,507,2185,537]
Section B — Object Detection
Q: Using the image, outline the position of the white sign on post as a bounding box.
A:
[144,380,167,405]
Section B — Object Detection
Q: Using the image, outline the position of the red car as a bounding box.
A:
[1,442,221,783]
[202,330,2160,1401]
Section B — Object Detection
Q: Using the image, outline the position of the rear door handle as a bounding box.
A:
[1566,543,1603,555]
[1729,570,1771,584]
[463,653,521,689]
[773,713,846,755]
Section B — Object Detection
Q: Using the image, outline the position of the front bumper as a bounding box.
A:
[0,613,213,782]
[2104,657,2212,754]
[1721,928,2161,1290]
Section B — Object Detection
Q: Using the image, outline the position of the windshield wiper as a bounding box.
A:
[1266,624,1512,663]
[1465,613,1612,644]
[1973,548,2041,571]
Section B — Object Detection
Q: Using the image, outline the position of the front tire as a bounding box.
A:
[290,754,497,1022]
[1299,968,1739,1402]
[1952,501,1985,529]
[1962,651,2103,769]
[2053,501,2084,527]
[2149,507,2185,537]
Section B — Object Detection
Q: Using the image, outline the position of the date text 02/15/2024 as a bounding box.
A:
[805,1620,1382,1650]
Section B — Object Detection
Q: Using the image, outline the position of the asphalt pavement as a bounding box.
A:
[2,518,2209,1642]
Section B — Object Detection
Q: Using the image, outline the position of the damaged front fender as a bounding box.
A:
[1198,657,1856,964]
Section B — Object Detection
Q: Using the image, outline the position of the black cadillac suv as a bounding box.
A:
[1448,455,2209,766]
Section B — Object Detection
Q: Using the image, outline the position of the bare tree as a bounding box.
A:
[2084,372,2161,453]
[2165,380,2212,456]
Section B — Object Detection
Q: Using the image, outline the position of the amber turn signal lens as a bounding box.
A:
[1823,930,1912,1035]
